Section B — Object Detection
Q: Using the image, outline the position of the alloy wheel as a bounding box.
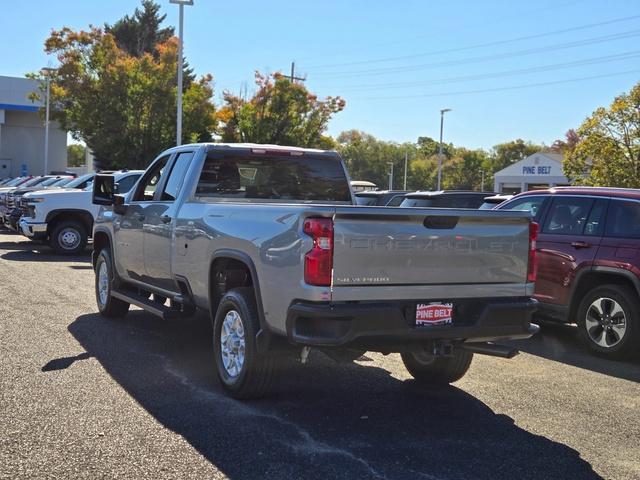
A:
[584,297,627,348]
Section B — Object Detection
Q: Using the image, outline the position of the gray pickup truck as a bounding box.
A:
[92,143,538,399]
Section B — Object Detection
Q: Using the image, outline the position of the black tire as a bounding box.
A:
[212,287,278,399]
[50,220,87,254]
[94,248,130,318]
[576,284,640,359]
[401,348,473,384]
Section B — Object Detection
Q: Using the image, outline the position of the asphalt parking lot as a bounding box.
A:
[0,229,639,480]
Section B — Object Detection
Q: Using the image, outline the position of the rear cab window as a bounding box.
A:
[400,194,486,209]
[195,150,352,204]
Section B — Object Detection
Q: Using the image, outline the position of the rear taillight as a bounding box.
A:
[527,221,538,283]
[303,217,334,286]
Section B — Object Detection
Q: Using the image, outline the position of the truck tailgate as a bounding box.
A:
[332,207,531,287]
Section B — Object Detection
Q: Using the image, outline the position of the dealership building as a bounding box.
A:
[493,151,570,194]
[0,75,67,178]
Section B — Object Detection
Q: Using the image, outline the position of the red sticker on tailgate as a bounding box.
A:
[416,303,453,326]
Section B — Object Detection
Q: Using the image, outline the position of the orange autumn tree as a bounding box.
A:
[31,26,216,170]
[218,72,345,148]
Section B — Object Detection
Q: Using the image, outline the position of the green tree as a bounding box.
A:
[218,72,345,148]
[105,0,172,57]
[564,81,640,187]
[336,130,418,189]
[105,0,194,84]
[67,144,86,167]
[31,27,216,170]
[442,148,490,190]
[489,139,542,172]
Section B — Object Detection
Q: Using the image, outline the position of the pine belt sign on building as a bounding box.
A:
[493,152,570,194]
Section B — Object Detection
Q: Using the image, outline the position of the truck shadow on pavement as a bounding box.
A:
[509,322,640,383]
[0,241,91,263]
[61,310,602,480]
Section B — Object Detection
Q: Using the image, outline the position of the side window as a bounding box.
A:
[543,197,594,235]
[605,200,640,238]
[132,155,171,202]
[115,174,141,194]
[584,199,608,236]
[161,152,194,201]
[499,196,548,223]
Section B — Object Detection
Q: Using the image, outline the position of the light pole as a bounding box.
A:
[41,67,57,176]
[170,0,194,146]
[403,150,408,190]
[388,162,394,190]
[437,108,451,191]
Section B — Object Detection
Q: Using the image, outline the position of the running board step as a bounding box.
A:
[111,289,189,320]
[460,342,519,359]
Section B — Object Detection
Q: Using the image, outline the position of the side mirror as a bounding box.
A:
[92,174,115,205]
[113,194,127,215]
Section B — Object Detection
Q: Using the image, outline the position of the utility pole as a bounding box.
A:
[289,62,307,84]
[403,151,408,190]
[437,108,452,190]
[170,0,194,146]
[41,67,57,175]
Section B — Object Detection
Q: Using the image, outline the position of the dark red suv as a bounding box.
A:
[497,187,640,359]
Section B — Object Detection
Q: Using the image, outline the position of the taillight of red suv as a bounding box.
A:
[303,217,334,286]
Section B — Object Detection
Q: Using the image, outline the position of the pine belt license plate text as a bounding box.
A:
[416,302,453,327]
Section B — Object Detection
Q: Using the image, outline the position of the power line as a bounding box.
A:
[352,69,640,101]
[310,29,640,79]
[332,50,640,91]
[305,13,640,70]
[297,0,587,63]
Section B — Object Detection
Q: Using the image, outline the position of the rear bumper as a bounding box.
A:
[19,219,48,239]
[286,297,538,349]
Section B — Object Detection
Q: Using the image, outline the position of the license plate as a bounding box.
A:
[416,302,453,327]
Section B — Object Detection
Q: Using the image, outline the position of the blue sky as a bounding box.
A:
[2,0,639,149]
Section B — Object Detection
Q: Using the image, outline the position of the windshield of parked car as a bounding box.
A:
[40,177,67,187]
[4,178,24,186]
[50,177,74,187]
[196,152,352,203]
[66,173,94,189]
[21,177,49,187]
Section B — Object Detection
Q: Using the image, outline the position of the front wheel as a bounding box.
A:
[576,284,639,359]
[95,248,130,318]
[213,288,279,399]
[401,348,473,384]
[50,220,87,254]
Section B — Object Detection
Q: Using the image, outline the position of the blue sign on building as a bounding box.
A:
[20,164,27,176]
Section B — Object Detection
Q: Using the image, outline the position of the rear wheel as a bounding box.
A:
[50,220,87,254]
[213,287,278,399]
[577,284,639,359]
[95,248,129,318]
[401,347,473,384]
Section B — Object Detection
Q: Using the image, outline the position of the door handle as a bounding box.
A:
[571,241,590,249]
[161,215,172,224]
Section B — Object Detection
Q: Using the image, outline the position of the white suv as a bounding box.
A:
[19,170,143,254]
